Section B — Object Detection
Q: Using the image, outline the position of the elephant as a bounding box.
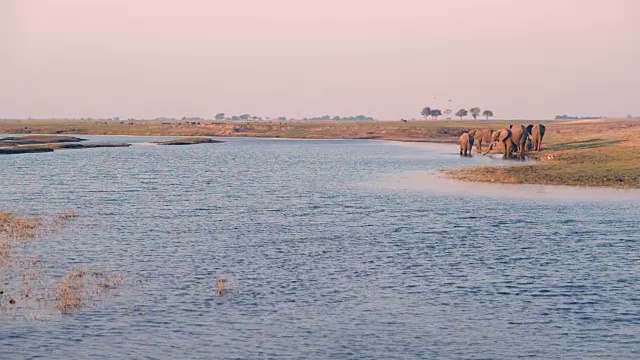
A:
[469,128,492,153]
[529,124,546,151]
[526,124,534,150]
[484,125,528,159]
[459,132,474,156]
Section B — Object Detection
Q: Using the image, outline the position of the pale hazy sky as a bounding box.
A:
[2,0,638,120]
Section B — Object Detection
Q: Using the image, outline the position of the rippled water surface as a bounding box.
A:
[1,136,639,359]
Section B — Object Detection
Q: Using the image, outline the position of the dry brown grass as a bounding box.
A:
[0,119,483,142]
[216,277,228,296]
[0,212,42,239]
[55,269,85,312]
[54,268,124,313]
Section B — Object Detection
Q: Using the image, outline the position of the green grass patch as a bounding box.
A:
[547,138,625,151]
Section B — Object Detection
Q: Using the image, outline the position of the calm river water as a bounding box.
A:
[1,136,639,359]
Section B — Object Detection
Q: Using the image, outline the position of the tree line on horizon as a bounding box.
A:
[420,107,494,120]
[212,113,374,122]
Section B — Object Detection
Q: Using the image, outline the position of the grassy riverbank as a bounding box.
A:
[445,119,640,188]
[1,118,639,188]
[0,119,473,142]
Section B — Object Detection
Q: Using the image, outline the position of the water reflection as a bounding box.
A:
[375,170,640,203]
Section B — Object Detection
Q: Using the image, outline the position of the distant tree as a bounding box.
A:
[455,108,468,120]
[333,116,341,120]
[430,109,442,120]
[239,114,251,120]
[421,107,432,120]
[278,116,287,121]
[469,107,481,120]
[231,115,240,121]
[215,113,225,120]
[443,109,453,119]
[355,115,373,121]
[482,110,494,120]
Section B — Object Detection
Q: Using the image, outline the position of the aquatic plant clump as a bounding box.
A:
[0,210,123,317]
[55,269,124,314]
[0,212,42,239]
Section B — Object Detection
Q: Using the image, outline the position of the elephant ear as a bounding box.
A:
[500,129,510,142]
[526,124,534,134]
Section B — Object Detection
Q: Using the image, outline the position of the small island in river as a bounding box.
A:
[0,135,131,155]
[151,137,223,145]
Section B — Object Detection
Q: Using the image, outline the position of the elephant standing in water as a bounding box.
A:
[459,132,474,156]
[527,124,546,151]
[469,128,492,153]
[484,125,528,159]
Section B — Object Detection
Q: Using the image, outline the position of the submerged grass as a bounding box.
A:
[56,269,85,313]
[55,269,123,313]
[0,212,42,239]
[0,210,123,317]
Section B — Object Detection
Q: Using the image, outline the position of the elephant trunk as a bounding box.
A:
[483,142,497,155]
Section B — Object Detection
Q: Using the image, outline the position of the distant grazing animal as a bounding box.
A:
[459,132,474,156]
[469,128,492,152]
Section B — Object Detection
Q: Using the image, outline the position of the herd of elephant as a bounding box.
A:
[459,124,546,159]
